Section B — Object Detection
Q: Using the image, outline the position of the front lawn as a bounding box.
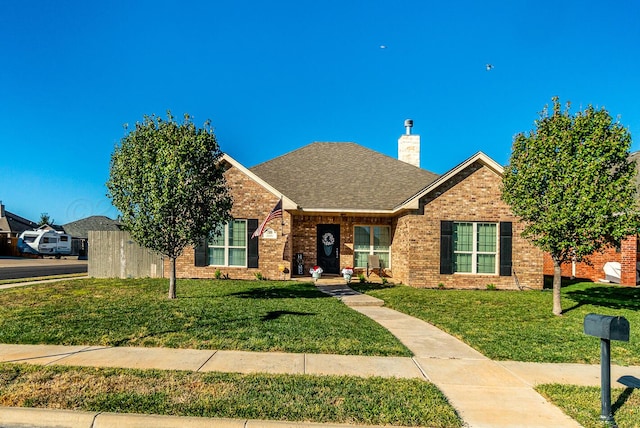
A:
[353,282,640,365]
[537,384,640,428]
[0,363,461,427]
[0,278,410,356]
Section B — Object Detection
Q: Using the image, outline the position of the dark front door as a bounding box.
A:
[317,224,340,274]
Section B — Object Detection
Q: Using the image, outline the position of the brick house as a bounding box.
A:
[542,152,640,286]
[0,202,38,238]
[172,124,544,290]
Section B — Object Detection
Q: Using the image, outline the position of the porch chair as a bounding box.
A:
[367,254,382,277]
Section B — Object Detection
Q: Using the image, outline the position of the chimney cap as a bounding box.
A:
[404,119,413,135]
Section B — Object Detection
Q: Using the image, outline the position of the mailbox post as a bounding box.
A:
[583,314,630,427]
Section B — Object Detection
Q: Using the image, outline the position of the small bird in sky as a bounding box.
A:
[380,45,387,49]
[486,63,494,71]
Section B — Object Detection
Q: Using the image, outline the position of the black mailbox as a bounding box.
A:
[584,314,630,342]
[584,313,631,425]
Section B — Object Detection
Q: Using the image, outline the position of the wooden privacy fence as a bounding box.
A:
[88,230,164,278]
[0,236,18,256]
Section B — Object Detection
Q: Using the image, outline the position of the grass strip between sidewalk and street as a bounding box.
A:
[0,278,411,356]
[352,282,640,365]
[0,273,86,285]
[0,363,462,428]
[536,384,640,428]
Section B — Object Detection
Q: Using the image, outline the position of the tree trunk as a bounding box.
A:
[168,257,177,299]
[552,259,563,316]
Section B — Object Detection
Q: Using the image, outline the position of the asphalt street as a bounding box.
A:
[0,258,87,280]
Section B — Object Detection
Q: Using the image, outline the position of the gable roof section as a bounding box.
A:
[222,154,298,210]
[397,151,504,210]
[0,210,38,235]
[249,142,439,212]
[62,216,123,239]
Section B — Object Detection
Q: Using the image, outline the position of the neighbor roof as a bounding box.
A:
[0,209,38,236]
[63,216,122,239]
[250,142,439,211]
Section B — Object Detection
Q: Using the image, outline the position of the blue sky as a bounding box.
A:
[2,1,639,224]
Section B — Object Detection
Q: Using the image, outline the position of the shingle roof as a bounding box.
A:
[249,142,439,211]
[62,216,122,239]
[0,210,38,235]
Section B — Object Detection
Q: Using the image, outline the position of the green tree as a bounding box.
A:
[502,97,639,315]
[38,213,54,227]
[107,112,233,299]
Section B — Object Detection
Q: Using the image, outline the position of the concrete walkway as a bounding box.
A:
[1,281,640,427]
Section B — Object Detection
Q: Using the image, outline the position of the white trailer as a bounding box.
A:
[18,229,72,258]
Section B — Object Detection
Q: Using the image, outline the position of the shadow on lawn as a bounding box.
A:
[228,285,330,300]
[613,387,636,415]
[350,282,396,293]
[261,310,314,321]
[564,286,640,311]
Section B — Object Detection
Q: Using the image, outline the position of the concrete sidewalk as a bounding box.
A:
[319,284,640,427]
[1,282,640,427]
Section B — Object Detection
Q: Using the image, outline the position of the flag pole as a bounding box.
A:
[280,195,284,235]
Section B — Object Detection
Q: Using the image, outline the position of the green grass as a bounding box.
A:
[0,363,462,427]
[0,273,86,285]
[352,282,640,365]
[0,278,410,356]
[537,384,640,428]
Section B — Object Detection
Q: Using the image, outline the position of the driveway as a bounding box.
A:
[0,257,87,280]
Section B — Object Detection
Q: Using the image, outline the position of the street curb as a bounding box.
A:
[0,407,97,428]
[0,407,418,428]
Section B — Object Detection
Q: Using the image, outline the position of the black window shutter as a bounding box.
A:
[194,237,207,267]
[440,221,454,274]
[499,222,512,276]
[247,219,259,268]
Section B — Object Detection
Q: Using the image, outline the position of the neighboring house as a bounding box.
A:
[0,202,38,238]
[542,151,640,286]
[171,124,544,289]
[63,216,123,258]
[63,216,123,239]
[37,223,66,232]
[0,203,39,256]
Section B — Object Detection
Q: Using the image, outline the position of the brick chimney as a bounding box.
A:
[0,201,4,218]
[398,119,420,168]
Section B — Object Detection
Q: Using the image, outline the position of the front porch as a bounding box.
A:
[288,213,393,280]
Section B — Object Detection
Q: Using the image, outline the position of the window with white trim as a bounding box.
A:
[453,222,497,274]
[354,225,391,268]
[207,220,247,267]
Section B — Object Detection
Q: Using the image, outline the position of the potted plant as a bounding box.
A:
[341,267,354,283]
[309,265,323,282]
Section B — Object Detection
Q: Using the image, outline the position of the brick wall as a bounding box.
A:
[290,214,392,276]
[392,162,544,289]
[171,160,544,289]
[543,236,639,286]
[170,166,292,281]
[620,235,638,285]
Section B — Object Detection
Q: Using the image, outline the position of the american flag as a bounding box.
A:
[251,199,283,238]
